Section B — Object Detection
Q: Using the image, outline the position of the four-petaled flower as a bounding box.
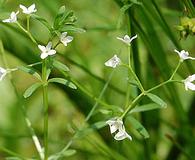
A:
[106,117,132,141]
[183,74,195,91]
[2,11,19,23]
[60,32,73,46]
[174,49,195,61]
[38,42,56,59]
[117,34,137,46]
[19,4,37,15]
[105,54,121,68]
[0,67,7,81]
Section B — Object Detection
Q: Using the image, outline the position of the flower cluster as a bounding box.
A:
[2,4,74,60]
[104,34,195,141]
[2,4,37,23]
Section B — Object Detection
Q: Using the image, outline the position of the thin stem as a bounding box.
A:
[85,69,115,121]
[23,108,44,160]
[120,93,144,119]
[169,61,182,80]
[121,64,145,92]
[0,147,26,160]
[146,80,181,93]
[42,59,49,160]
[7,62,42,72]
[16,22,37,45]
[27,15,30,32]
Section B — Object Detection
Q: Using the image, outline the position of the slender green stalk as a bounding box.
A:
[27,15,30,32]
[85,69,115,121]
[121,64,145,92]
[42,59,49,160]
[120,93,145,119]
[0,147,26,160]
[16,22,37,44]
[169,60,182,80]
[1,41,43,159]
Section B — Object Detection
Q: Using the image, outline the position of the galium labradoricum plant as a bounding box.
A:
[1,3,84,160]
[104,34,195,141]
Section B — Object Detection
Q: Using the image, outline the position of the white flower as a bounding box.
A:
[60,32,73,46]
[38,42,56,59]
[105,55,121,68]
[117,34,137,46]
[19,4,37,14]
[106,118,132,141]
[174,49,195,61]
[2,11,19,23]
[183,74,195,91]
[0,67,7,81]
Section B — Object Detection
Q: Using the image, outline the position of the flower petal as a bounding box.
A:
[40,53,48,59]
[46,42,52,50]
[129,34,137,43]
[114,130,132,141]
[48,50,56,56]
[105,55,121,68]
[19,5,28,13]
[38,45,46,52]
[28,4,36,13]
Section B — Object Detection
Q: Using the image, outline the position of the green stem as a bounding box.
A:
[27,15,30,32]
[85,69,115,121]
[122,64,145,92]
[7,62,42,72]
[0,147,26,160]
[146,80,181,93]
[120,93,145,119]
[16,22,37,45]
[169,60,181,80]
[42,59,49,160]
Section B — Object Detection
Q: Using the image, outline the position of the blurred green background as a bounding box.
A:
[0,0,195,159]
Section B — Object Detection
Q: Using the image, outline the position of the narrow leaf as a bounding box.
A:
[18,66,41,81]
[53,60,70,72]
[31,14,52,31]
[48,78,77,89]
[130,103,165,113]
[127,116,149,138]
[147,93,167,108]
[60,26,86,33]
[23,83,42,98]
[49,149,76,160]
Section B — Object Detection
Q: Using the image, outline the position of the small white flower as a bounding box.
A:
[117,34,137,46]
[106,117,132,141]
[19,4,37,14]
[183,74,195,91]
[174,49,195,61]
[105,55,121,68]
[0,67,7,81]
[2,11,19,23]
[38,42,56,59]
[60,32,73,46]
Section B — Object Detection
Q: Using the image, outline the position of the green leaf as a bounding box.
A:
[48,78,77,89]
[53,6,77,30]
[60,25,86,33]
[130,103,165,113]
[127,116,149,139]
[147,93,167,108]
[49,149,76,160]
[75,121,106,138]
[53,60,70,72]
[31,14,52,32]
[23,83,42,98]
[18,66,41,81]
